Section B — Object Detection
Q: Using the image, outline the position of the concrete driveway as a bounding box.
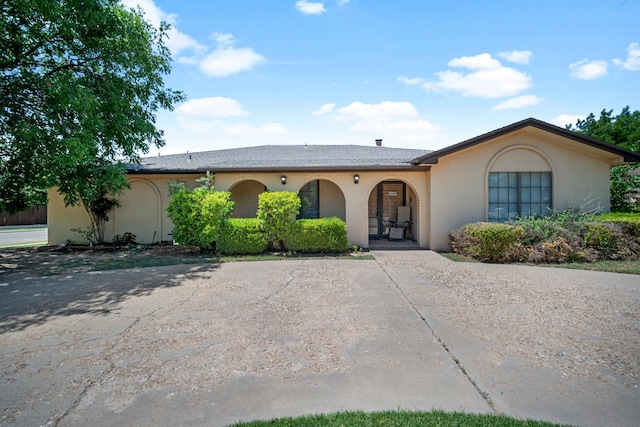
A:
[0,251,638,426]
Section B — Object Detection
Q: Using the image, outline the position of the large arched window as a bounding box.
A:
[298,180,319,219]
[488,172,552,222]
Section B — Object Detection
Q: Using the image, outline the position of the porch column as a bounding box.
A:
[344,183,370,249]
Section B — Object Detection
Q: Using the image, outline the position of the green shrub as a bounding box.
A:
[450,222,526,263]
[580,222,625,258]
[167,187,234,250]
[217,218,268,255]
[289,217,349,253]
[257,191,301,250]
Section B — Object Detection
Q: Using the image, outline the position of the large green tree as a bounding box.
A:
[0,0,184,241]
[567,107,640,211]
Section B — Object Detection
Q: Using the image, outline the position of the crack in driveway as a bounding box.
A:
[374,256,498,414]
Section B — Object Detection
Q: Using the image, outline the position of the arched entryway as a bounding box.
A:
[115,179,161,244]
[229,180,267,218]
[368,180,417,241]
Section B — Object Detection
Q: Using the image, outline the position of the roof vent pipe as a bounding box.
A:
[375,139,382,147]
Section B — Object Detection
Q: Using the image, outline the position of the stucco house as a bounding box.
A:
[48,118,640,251]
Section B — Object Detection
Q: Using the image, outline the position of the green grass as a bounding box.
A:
[439,252,479,263]
[0,241,47,249]
[547,260,640,275]
[593,212,640,222]
[230,410,566,427]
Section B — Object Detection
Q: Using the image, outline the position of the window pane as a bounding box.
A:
[520,172,530,187]
[531,203,541,216]
[521,204,531,217]
[508,203,519,218]
[531,172,541,186]
[488,204,499,221]
[508,172,518,187]
[541,188,551,203]
[498,172,508,187]
[499,188,508,201]
[489,188,498,203]
[489,172,499,187]
[521,187,530,202]
[531,187,541,202]
[509,188,518,202]
[498,206,508,220]
[541,172,551,187]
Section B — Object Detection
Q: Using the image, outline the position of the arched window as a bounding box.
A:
[488,172,552,222]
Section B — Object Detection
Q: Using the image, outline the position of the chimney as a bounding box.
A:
[375,139,382,147]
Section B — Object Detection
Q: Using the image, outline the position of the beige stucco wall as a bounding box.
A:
[48,170,430,249]
[213,171,429,249]
[427,128,619,251]
[229,180,265,218]
[48,174,202,245]
[319,180,346,220]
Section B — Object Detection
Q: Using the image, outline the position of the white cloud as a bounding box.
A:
[312,103,336,116]
[175,97,249,118]
[122,2,265,77]
[397,76,425,85]
[613,42,640,71]
[313,101,440,143]
[199,33,266,77]
[549,114,586,128]
[121,0,205,57]
[569,59,608,80]
[497,50,533,65]
[448,53,502,70]
[420,53,532,98]
[295,1,326,15]
[175,97,287,136]
[423,68,532,99]
[336,0,350,5]
[491,95,542,111]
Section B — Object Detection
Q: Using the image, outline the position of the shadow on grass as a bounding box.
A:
[0,263,219,333]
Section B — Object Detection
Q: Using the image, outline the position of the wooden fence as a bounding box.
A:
[0,206,47,226]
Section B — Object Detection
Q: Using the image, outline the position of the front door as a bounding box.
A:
[368,181,406,238]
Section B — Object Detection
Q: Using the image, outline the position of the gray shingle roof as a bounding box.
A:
[129,145,431,173]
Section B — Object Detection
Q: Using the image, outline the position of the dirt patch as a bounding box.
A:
[0,245,368,281]
[0,244,211,281]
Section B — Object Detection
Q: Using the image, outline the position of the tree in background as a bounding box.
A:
[567,107,640,211]
[0,0,184,242]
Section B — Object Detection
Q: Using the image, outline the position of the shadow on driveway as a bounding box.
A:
[0,263,219,333]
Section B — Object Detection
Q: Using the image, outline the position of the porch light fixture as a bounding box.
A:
[281,175,287,185]
[353,174,359,184]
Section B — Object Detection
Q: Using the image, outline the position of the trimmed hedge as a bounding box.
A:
[289,217,349,253]
[217,218,269,255]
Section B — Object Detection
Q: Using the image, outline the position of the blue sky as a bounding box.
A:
[122,0,640,155]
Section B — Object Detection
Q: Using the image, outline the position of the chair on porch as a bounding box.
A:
[388,205,412,241]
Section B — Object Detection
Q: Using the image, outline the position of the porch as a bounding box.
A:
[367,238,422,250]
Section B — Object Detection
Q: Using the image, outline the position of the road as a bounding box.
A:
[0,227,47,246]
